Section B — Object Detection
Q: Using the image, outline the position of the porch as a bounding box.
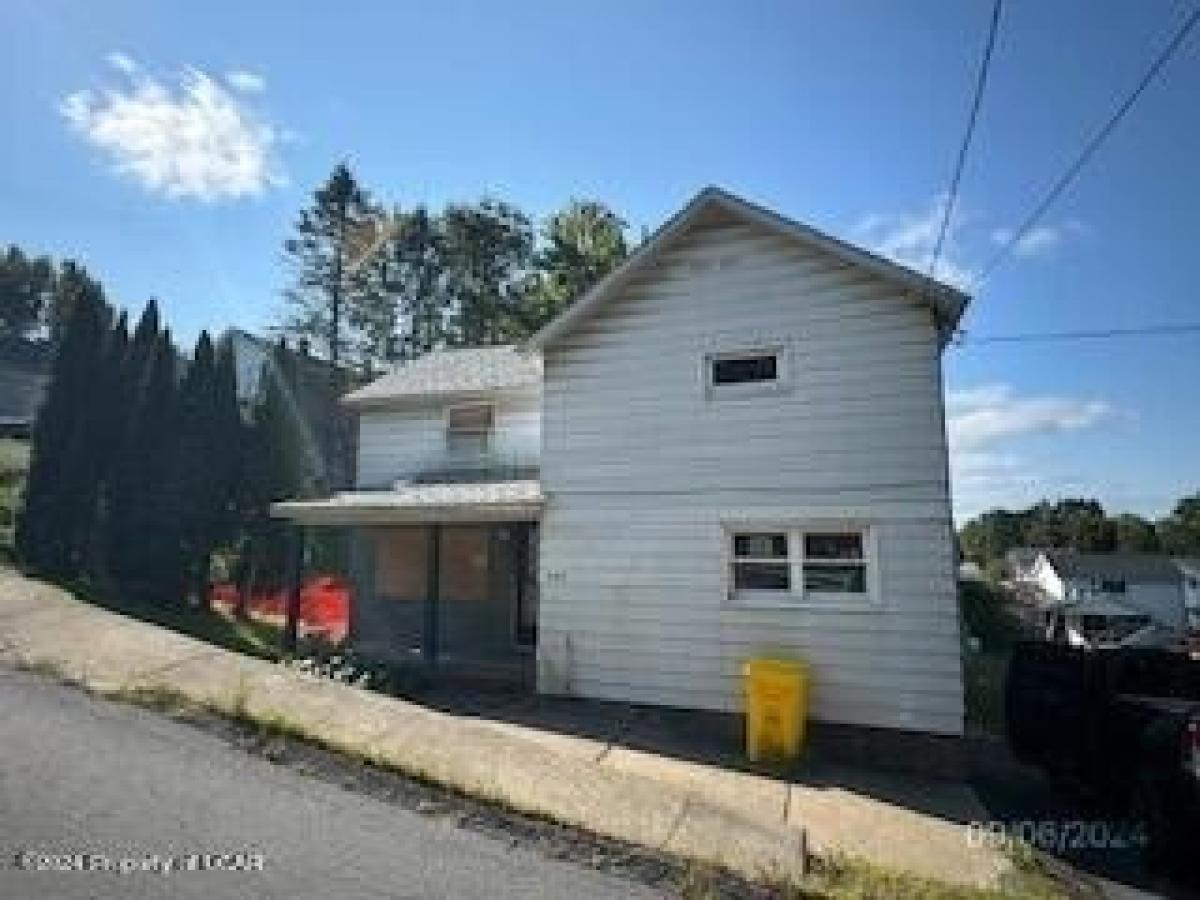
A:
[271,480,542,683]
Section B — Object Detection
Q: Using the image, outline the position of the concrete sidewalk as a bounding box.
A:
[0,570,1008,889]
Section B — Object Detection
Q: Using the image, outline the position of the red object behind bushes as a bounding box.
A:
[209,575,349,643]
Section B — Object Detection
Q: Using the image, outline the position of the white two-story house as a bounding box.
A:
[275,187,969,746]
[1031,550,1187,644]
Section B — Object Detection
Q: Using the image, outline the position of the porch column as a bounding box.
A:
[346,526,372,646]
[423,523,441,666]
[282,523,305,654]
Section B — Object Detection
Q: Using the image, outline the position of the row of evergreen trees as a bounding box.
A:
[16,285,300,605]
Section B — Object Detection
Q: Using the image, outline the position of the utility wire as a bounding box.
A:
[974,4,1200,286]
[928,0,1004,281]
[955,322,1200,347]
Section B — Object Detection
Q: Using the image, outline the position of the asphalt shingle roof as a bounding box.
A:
[271,480,543,523]
[1044,551,1182,585]
[342,346,541,406]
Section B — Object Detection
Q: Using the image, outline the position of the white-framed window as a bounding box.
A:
[726,524,878,608]
[703,346,789,398]
[446,403,494,457]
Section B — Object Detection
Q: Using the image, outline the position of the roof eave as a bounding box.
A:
[341,382,540,410]
[270,498,543,525]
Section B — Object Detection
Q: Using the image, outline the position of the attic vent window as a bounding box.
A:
[704,346,789,399]
[711,353,777,385]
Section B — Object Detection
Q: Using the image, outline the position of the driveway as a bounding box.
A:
[0,667,661,899]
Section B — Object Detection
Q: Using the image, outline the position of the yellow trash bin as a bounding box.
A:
[744,658,809,761]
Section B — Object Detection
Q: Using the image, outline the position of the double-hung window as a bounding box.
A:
[728,525,875,606]
[446,403,493,459]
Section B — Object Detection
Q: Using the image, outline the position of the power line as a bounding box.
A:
[954,322,1200,347]
[974,4,1200,287]
[928,0,1004,281]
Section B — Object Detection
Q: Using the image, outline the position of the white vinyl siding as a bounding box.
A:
[357,387,540,488]
[538,214,963,736]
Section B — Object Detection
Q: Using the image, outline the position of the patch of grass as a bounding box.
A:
[12,655,77,684]
[0,438,29,557]
[798,852,1068,900]
[0,438,30,473]
[67,581,284,661]
[999,842,1076,900]
[108,683,200,716]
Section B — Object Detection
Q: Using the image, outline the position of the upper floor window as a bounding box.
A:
[1099,578,1127,594]
[446,403,493,457]
[704,346,788,398]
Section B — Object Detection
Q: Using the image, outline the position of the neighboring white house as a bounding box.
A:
[1031,550,1187,639]
[274,186,970,743]
[1004,547,1045,584]
[1177,558,1200,630]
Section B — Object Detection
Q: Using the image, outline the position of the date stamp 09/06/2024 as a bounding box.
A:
[9,851,265,875]
[966,819,1148,854]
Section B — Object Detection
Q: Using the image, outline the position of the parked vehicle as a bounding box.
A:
[1006,642,1200,870]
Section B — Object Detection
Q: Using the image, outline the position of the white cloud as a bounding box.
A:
[855,194,976,290]
[947,384,1111,451]
[61,56,286,202]
[947,383,1113,519]
[990,219,1089,259]
[858,199,1090,288]
[226,69,265,93]
[106,51,138,75]
[990,225,1059,258]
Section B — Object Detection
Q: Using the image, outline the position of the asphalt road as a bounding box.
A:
[0,667,661,899]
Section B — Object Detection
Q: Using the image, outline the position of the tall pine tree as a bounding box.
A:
[106,307,182,597]
[281,162,380,370]
[169,331,243,606]
[16,283,111,575]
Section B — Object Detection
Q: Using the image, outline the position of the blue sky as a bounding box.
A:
[1,0,1197,521]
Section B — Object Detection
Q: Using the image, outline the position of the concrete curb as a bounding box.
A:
[0,572,806,884]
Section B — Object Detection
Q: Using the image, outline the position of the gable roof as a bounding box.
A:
[528,186,971,351]
[341,346,541,408]
[1042,551,1182,585]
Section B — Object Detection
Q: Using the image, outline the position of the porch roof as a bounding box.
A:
[270,480,543,525]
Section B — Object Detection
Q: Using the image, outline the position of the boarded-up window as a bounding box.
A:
[441,527,490,602]
[374,527,427,599]
[374,526,492,603]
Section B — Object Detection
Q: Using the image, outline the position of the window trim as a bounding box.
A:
[703,344,791,399]
[722,521,882,610]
